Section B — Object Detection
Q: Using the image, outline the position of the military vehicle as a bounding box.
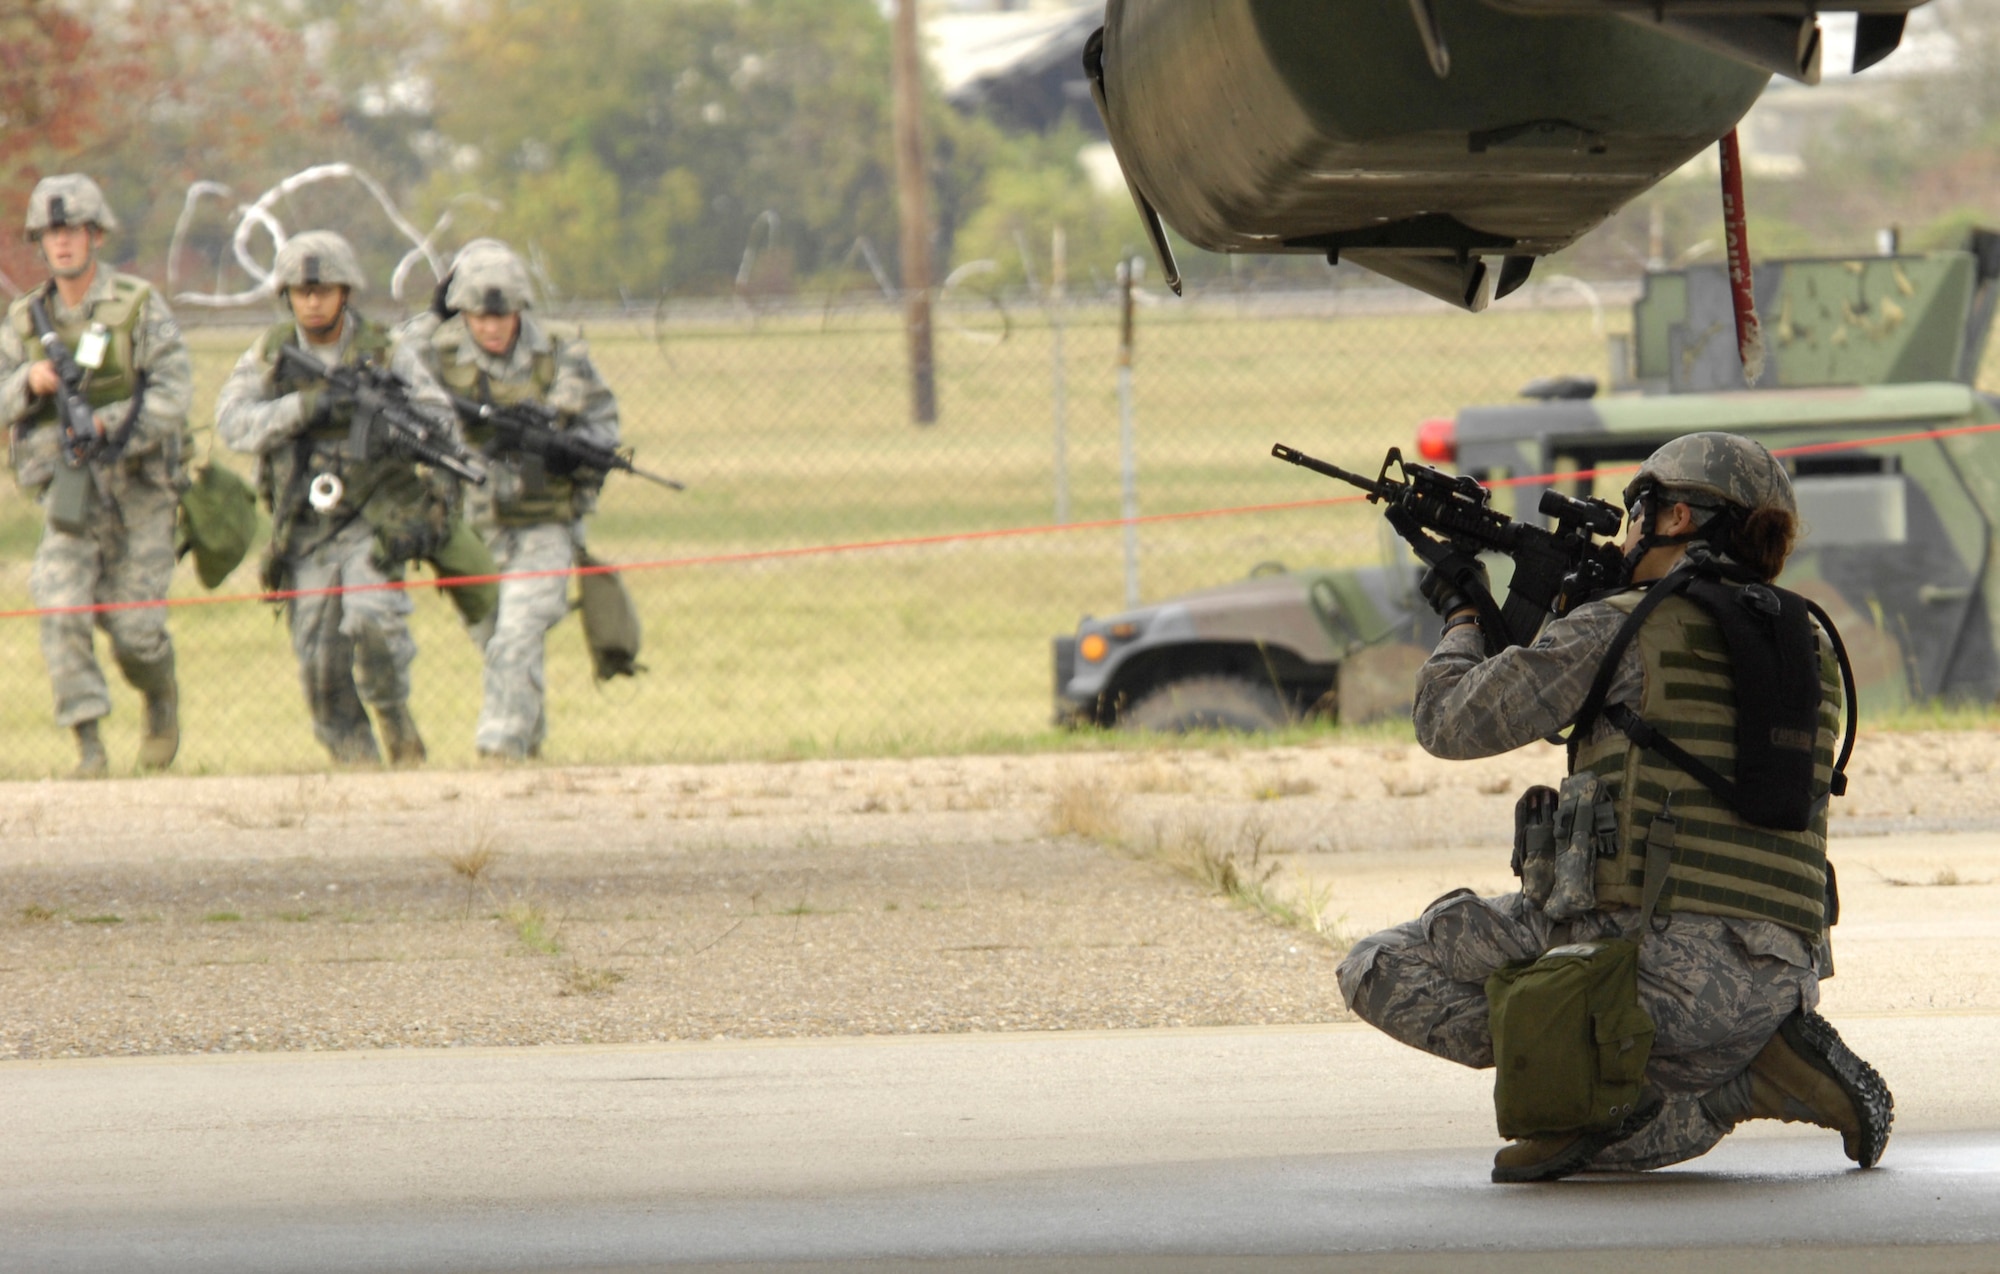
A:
[1052,233,2000,732]
[1085,0,1929,308]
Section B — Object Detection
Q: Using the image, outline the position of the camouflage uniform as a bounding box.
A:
[0,175,192,774]
[1340,434,1834,1172]
[214,232,459,764]
[404,240,619,759]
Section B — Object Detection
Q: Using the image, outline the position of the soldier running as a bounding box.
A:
[215,230,462,766]
[1338,433,1895,1182]
[402,239,621,761]
[0,174,193,778]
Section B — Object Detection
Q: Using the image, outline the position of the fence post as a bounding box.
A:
[1118,254,1140,609]
[1050,227,1070,525]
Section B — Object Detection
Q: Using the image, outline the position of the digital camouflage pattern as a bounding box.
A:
[215,308,454,762]
[1412,600,1640,759]
[444,238,535,314]
[271,230,368,293]
[24,173,119,235]
[284,519,416,763]
[0,261,192,731]
[405,290,621,757]
[1622,430,1797,515]
[1337,888,1817,1171]
[466,522,578,756]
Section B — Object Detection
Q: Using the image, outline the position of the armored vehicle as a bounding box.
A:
[1053,234,2000,731]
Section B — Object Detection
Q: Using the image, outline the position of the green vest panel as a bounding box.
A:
[8,273,150,425]
[258,314,426,553]
[1576,589,1843,940]
[431,319,570,525]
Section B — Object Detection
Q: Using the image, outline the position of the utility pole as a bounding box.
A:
[892,0,937,425]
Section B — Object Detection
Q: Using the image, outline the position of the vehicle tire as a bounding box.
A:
[1119,675,1291,734]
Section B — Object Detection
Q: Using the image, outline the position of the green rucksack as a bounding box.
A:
[426,517,500,627]
[177,461,260,589]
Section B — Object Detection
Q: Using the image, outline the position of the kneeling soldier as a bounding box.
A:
[1338,433,1893,1181]
[215,231,461,765]
[404,239,621,760]
[0,174,193,777]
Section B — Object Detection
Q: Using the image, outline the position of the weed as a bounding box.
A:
[202,912,244,923]
[440,821,503,920]
[275,910,314,923]
[1127,759,1195,795]
[557,960,626,997]
[78,914,122,925]
[499,901,561,955]
[19,903,56,922]
[1133,814,1347,951]
[1476,775,1514,796]
[1048,777,1124,843]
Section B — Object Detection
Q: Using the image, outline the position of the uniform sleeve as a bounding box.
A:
[387,332,464,444]
[0,314,37,429]
[104,291,193,456]
[214,340,306,456]
[1412,600,1642,760]
[547,338,619,449]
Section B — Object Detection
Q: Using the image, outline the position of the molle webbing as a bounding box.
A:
[9,275,150,416]
[435,321,567,524]
[1575,588,1842,939]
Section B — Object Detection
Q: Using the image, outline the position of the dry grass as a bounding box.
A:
[556,960,627,997]
[1247,773,1318,801]
[498,900,561,955]
[1047,776,1125,843]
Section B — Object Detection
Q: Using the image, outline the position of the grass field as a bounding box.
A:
[2,294,1991,778]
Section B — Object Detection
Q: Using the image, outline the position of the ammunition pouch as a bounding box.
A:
[1487,938,1656,1141]
[46,462,94,536]
[576,549,643,680]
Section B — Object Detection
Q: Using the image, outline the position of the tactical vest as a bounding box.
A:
[8,273,150,423]
[430,318,569,525]
[1573,587,1844,940]
[259,315,427,555]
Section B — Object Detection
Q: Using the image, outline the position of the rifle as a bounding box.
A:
[446,393,685,491]
[25,291,141,467]
[276,345,487,486]
[1272,443,1625,652]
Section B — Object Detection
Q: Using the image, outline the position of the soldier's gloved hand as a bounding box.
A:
[1417,552,1490,617]
[371,523,439,574]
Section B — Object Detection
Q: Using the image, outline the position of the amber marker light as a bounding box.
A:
[1416,417,1457,464]
[1079,633,1110,662]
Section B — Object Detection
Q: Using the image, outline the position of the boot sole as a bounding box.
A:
[1491,1089,1664,1184]
[1779,1010,1894,1168]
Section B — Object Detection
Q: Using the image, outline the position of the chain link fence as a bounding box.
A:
[7,278,1960,779]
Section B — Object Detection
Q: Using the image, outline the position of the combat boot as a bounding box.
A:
[1491,1087,1663,1184]
[376,704,427,767]
[135,657,180,771]
[1743,1009,1894,1167]
[70,720,109,780]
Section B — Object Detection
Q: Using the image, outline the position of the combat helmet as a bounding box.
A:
[271,230,368,294]
[444,239,535,315]
[25,174,119,238]
[1623,432,1796,518]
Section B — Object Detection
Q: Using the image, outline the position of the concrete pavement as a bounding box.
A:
[6,1013,1999,1270]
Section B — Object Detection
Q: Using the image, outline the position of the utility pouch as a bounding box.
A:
[1486,938,1655,1140]
[576,549,644,681]
[1546,771,1616,922]
[1513,785,1559,909]
[47,462,94,536]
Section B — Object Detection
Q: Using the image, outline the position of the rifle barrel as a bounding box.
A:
[1270,443,1389,498]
